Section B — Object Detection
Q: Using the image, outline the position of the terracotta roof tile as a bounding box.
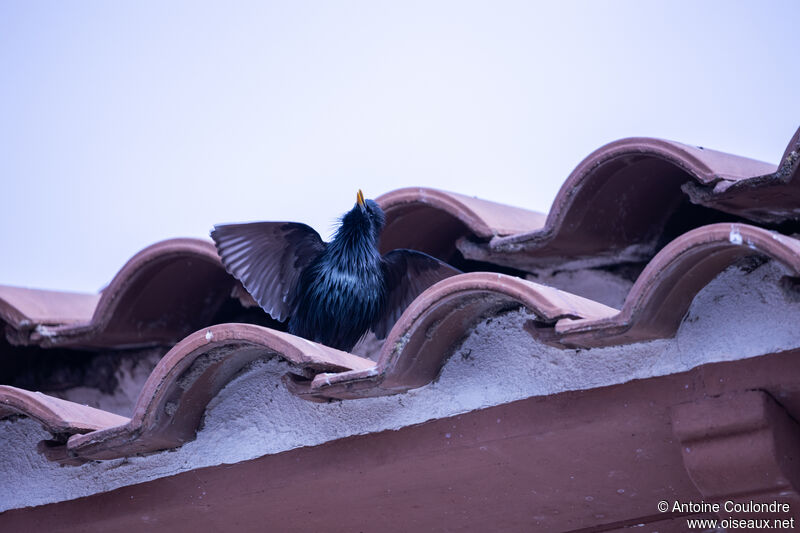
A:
[3,238,234,348]
[305,272,617,400]
[555,223,800,347]
[684,127,800,223]
[0,285,99,329]
[71,324,370,461]
[3,128,800,481]
[376,187,546,261]
[0,385,129,435]
[458,134,788,271]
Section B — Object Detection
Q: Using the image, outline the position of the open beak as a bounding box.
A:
[356,189,365,210]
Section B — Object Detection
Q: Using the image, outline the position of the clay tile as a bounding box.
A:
[458,136,781,271]
[376,187,546,261]
[13,238,234,349]
[65,323,373,461]
[0,285,99,329]
[309,272,616,400]
[684,126,800,223]
[555,223,800,348]
[0,385,129,436]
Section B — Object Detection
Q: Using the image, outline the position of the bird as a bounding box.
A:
[211,190,460,352]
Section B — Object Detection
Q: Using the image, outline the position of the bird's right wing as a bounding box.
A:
[211,222,326,322]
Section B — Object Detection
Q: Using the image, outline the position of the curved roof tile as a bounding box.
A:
[0,286,99,330]
[6,221,797,461]
[306,272,617,400]
[6,238,234,349]
[555,223,800,348]
[376,187,546,261]
[459,136,782,271]
[62,324,373,461]
[684,127,800,223]
[5,132,800,468]
[0,385,129,436]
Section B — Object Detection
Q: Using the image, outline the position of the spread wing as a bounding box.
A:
[373,249,461,339]
[211,222,326,322]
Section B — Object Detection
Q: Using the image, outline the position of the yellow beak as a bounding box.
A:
[356,189,365,207]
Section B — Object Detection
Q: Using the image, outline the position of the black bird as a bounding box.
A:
[211,190,460,352]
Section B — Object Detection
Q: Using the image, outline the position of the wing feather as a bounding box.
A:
[373,249,461,339]
[211,222,325,321]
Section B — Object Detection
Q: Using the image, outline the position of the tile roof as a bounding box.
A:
[0,286,98,329]
[684,127,800,223]
[3,238,234,348]
[450,131,797,271]
[376,186,547,261]
[2,126,800,525]
[304,272,616,400]
[4,350,799,531]
[0,385,128,436]
[4,324,372,463]
[555,222,800,347]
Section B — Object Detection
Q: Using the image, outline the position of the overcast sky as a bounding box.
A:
[1,1,798,292]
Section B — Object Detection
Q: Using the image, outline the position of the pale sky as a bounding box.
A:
[1,1,798,292]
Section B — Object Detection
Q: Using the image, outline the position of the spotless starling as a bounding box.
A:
[211,190,460,352]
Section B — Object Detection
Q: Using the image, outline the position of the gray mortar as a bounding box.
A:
[46,349,164,418]
[2,260,799,511]
[531,268,633,310]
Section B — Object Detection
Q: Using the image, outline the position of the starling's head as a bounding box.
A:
[339,189,386,241]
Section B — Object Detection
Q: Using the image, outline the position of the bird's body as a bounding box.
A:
[288,209,385,349]
[211,190,459,351]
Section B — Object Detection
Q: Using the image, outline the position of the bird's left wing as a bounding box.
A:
[373,249,461,339]
[211,222,326,322]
